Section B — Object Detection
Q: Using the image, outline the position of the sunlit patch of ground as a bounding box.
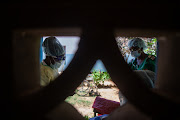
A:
[65,80,120,118]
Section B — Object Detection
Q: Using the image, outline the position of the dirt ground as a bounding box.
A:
[72,80,120,118]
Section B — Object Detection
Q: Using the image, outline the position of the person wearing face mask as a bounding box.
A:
[40,36,65,86]
[127,38,156,72]
[117,38,157,106]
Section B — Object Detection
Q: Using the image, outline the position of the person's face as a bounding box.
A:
[129,47,143,57]
[129,46,141,52]
[52,54,65,63]
[49,56,63,69]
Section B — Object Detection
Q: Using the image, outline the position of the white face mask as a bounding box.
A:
[50,61,62,69]
[58,60,65,72]
[131,50,141,58]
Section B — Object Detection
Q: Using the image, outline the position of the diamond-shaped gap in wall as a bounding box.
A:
[64,59,120,118]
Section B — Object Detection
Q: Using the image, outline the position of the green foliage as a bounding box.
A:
[91,69,111,86]
[84,115,90,120]
[101,71,111,80]
[144,38,157,56]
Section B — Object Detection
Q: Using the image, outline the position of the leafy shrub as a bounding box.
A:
[91,69,111,86]
[84,115,90,120]
[144,38,157,56]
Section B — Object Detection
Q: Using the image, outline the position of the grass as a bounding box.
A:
[65,94,93,106]
[65,94,95,118]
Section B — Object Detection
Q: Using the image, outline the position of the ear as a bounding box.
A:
[47,56,55,65]
[50,57,55,64]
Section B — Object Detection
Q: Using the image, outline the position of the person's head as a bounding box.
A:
[42,36,65,69]
[128,38,147,58]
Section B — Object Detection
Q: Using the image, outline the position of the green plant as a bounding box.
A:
[144,38,157,56]
[101,71,111,82]
[91,69,111,86]
[84,115,90,120]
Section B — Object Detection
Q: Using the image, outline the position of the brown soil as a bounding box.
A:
[72,80,120,118]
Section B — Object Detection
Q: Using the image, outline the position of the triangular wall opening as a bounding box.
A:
[65,59,120,118]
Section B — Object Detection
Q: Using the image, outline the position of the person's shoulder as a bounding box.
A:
[147,55,156,61]
[41,64,54,74]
